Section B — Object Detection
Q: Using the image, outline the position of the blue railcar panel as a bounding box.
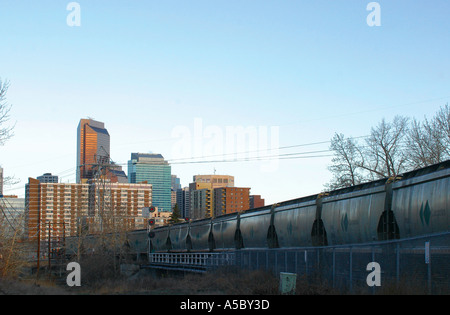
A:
[189,219,211,251]
[393,167,450,238]
[169,224,190,251]
[274,201,317,247]
[321,186,386,245]
[239,209,271,248]
[212,213,238,250]
[127,230,148,254]
[151,226,170,252]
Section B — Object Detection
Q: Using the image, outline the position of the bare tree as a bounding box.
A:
[434,103,450,157]
[406,104,450,168]
[325,133,365,190]
[327,104,450,190]
[407,118,444,168]
[0,79,18,188]
[0,79,21,277]
[0,79,15,146]
[361,116,410,179]
[0,213,27,278]
[326,116,410,189]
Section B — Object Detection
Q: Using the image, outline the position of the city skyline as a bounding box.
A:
[1,1,449,206]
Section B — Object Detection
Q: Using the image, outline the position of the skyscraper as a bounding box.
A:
[176,187,190,219]
[128,153,172,212]
[171,175,181,191]
[76,119,110,183]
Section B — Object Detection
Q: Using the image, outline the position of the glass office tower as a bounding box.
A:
[76,119,110,183]
[128,153,172,212]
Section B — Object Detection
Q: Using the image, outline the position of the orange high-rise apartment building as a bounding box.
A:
[25,178,90,242]
[25,178,152,242]
[214,187,250,216]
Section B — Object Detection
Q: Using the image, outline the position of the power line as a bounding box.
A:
[169,154,333,165]
[3,134,372,197]
[165,135,370,163]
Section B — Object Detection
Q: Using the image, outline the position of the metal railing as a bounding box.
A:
[147,252,236,272]
[145,232,449,293]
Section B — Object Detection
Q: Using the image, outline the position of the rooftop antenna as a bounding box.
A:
[214,168,216,175]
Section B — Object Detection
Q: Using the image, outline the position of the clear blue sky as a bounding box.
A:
[1,0,449,204]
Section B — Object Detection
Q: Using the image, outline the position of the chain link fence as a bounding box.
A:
[234,232,450,294]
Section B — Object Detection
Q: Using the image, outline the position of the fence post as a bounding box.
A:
[396,242,400,287]
[305,250,308,277]
[332,248,336,289]
[372,246,375,295]
[285,251,288,272]
[275,250,278,274]
[349,247,353,293]
[266,250,268,271]
[425,241,431,294]
[256,251,259,270]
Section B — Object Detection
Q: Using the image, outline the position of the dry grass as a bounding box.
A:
[1,267,446,295]
[76,268,281,295]
[0,278,71,295]
[2,243,447,295]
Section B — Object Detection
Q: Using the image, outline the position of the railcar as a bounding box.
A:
[65,161,449,256]
[149,160,449,253]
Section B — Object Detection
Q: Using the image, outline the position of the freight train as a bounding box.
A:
[65,160,449,258]
[149,160,449,253]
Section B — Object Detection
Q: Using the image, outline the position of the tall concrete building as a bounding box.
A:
[192,174,234,189]
[25,178,90,241]
[171,175,181,191]
[189,175,235,220]
[128,153,172,212]
[214,187,250,217]
[76,119,110,183]
[189,182,211,219]
[88,181,152,231]
[25,178,152,241]
[37,173,59,183]
[191,186,213,219]
[171,189,177,210]
[250,195,265,209]
[0,195,25,235]
[108,163,128,183]
[176,187,190,219]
